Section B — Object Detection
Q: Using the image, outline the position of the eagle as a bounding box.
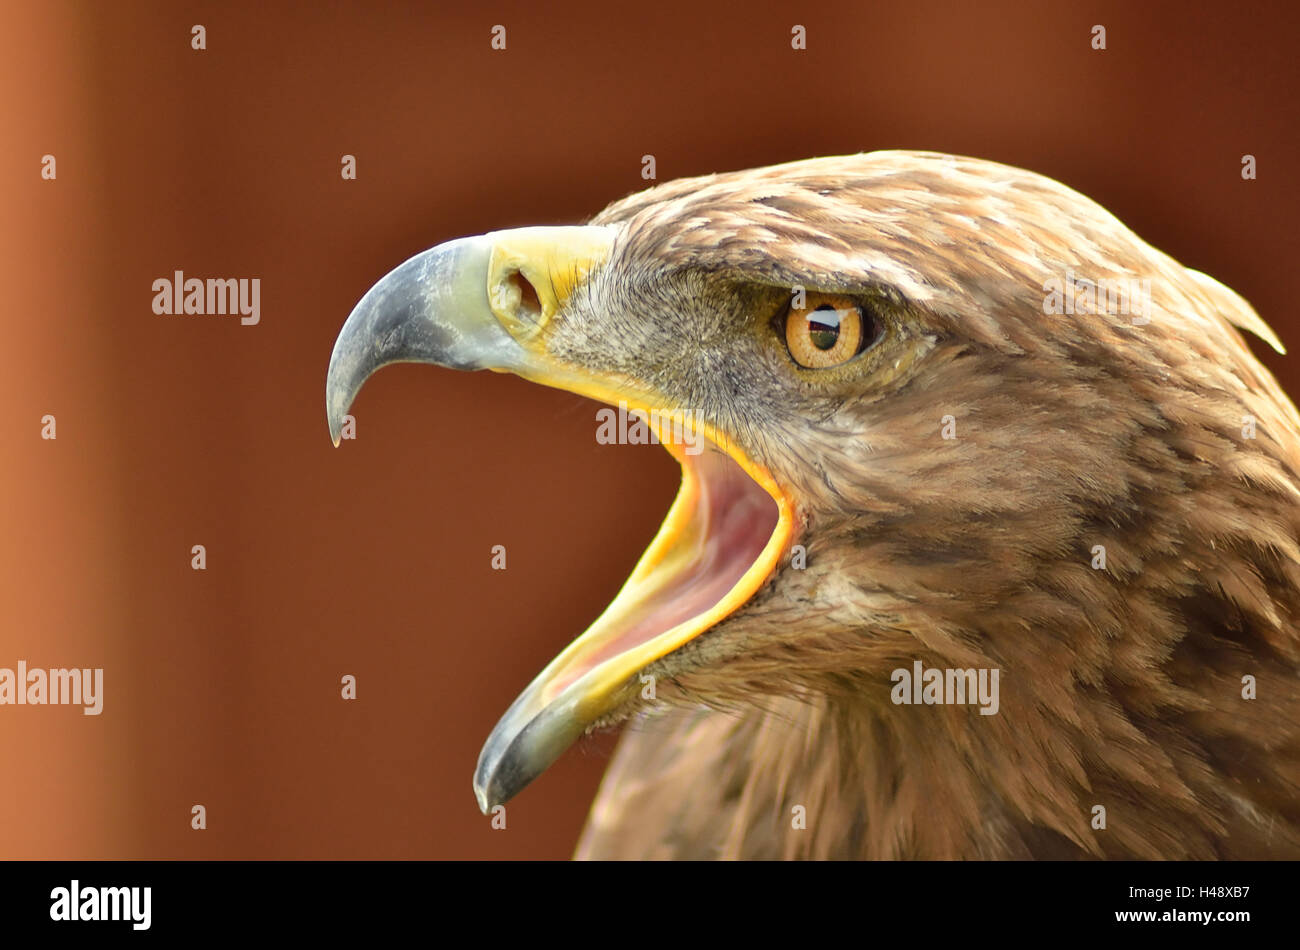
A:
[325,151,1300,859]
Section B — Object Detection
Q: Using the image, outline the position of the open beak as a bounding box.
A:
[326,227,795,811]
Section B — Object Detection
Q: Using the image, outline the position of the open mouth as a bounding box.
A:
[470,407,795,809]
[535,414,790,704]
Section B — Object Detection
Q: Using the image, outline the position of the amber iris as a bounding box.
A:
[784,294,870,368]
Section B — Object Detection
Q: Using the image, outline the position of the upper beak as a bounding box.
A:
[326,225,616,445]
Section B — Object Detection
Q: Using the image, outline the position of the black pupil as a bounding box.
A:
[808,305,841,350]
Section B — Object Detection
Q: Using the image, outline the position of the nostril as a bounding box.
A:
[507,270,543,324]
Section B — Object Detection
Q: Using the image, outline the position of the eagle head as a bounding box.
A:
[326,152,1300,859]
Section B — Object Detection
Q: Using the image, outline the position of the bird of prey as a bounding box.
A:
[326,151,1300,859]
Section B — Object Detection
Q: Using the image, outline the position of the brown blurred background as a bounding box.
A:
[1,0,1297,858]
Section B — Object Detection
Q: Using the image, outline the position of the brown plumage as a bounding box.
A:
[328,151,1300,859]
[568,153,1300,859]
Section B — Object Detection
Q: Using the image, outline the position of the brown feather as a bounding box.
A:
[568,152,1300,859]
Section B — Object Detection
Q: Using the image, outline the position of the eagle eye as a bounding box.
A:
[781,293,877,368]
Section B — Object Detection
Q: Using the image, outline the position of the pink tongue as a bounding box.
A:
[555,446,779,688]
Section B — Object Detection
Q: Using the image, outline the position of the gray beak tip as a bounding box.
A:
[472,691,592,812]
[325,374,349,447]
[322,235,516,450]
